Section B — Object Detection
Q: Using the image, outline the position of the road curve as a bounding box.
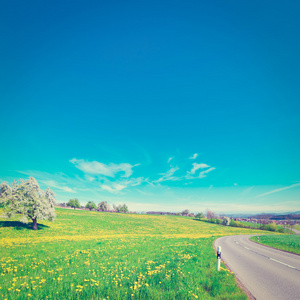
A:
[214,235,300,300]
[291,228,300,235]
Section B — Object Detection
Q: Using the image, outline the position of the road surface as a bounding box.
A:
[291,228,300,235]
[214,235,300,300]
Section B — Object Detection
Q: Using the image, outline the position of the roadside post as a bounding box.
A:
[257,237,259,242]
[217,246,221,271]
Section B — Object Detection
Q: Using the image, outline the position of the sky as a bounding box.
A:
[1,0,299,214]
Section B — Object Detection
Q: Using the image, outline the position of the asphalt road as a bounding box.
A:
[291,228,300,235]
[214,235,300,300]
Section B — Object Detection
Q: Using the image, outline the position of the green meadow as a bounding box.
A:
[1,208,269,300]
[250,234,300,255]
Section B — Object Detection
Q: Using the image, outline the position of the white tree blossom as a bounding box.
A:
[222,216,231,226]
[0,177,56,230]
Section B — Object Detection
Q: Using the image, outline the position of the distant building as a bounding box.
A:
[147,211,177,216]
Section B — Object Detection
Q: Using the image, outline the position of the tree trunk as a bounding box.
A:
[32,218,38,230]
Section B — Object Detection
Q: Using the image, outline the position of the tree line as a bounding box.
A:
[66,199,129,213]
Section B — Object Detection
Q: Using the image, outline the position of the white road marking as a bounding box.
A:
[231,237,300,272]
[269,258,296,269]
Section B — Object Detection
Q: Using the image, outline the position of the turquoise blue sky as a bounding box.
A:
[1,0,299,213]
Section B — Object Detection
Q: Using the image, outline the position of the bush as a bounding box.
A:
[236,221,244,228]
[195,212,205,219]
[230,220,237,227]
[277,226,285,233]
[268,222,277,232]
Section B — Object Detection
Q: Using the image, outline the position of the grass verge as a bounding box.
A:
[250,235,300,255]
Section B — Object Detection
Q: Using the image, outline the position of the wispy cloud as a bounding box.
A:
[167,157,174,163]
[256,183,300,198]
[101,183,126,193]
[199,167,216,178]
[240,186,254,196]
[185,163,215,179]
[70,158,139,178]
[16,153,216,197]
[84,175,96,182]
[41,180,77,193]
[100,177,146,194]
[189,153,198,159]
[154,167,180,183]
[188,163,210,175]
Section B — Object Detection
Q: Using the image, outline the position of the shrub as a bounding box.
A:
[230,220,237,227]
[268,222,277,232]
[277,226,285,233]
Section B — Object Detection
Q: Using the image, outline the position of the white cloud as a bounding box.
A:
[154,167,180,183]
[185,163,214,179]
[100,177,146,194]
[189,153,198,159]
[118,177,145,188]
[70,158,139,178]
[167,157,174,163]
[199,167,216,178]
[240,186,254,196]
[84,175,96,182]
[161,167,179,177]
[101,183,126,193]
[40,180,77,193]
[256,183,300,198]
[188,163,210,175]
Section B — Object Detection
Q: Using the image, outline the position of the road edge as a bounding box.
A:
[213,237,256,300]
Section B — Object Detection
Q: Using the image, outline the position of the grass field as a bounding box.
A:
[0,208,269,300]
[250,235,300,255]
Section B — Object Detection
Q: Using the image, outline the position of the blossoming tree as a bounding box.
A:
[98,201,110,212]
[0,177,56,230]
